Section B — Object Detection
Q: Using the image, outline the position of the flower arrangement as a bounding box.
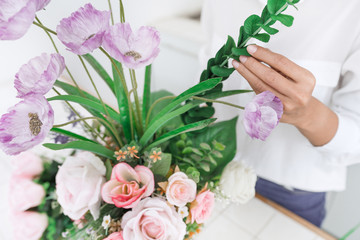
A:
[0,0,299,239]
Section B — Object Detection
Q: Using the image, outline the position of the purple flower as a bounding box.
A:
[56,3,110,55]
[15,53,65,98]
[35,0,51,11]
[0,95,54,155]
[243,91,283,141]
[103,23,160,69]
[0,0,37,40]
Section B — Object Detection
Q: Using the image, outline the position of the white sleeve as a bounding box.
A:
[316,33,360,165]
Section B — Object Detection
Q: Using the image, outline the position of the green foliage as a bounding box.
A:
[271,13,294,27]
[150,153,171,177]
[244,15,262,35]
[105,159,113,180]
[253,33,271,42]
[50,128,96,143]
[142,65,152,124]
[267,0,287,14]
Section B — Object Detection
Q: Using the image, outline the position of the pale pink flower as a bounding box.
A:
[103,232,124,240]
[121,198,186,240]
[102,162,154,209]
[56,152,106,220]
[243,91,283,141]
[15,53,65,98]
[35,0,51,11]
[103,23,160,69]
[190,190,215,224]
[12,151,43,178]
[56,3,110,55]
[9,177,45,212]
[166,172,197,207]
[12,211,48,240]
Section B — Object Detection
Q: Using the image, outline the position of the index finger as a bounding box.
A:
[246,45,311,82]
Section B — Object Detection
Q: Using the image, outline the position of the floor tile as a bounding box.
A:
[223,198,276,235]
[257,213,317,240]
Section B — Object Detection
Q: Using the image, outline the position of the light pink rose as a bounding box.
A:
[102,162,154,209]
[12,211,48,240]
[12,151,43,178]
[103,232,124,240]
[121,198,186,240]
[190,190,215,224]
[166,172,197,207]
[9,177,45,212]
[56,151,106,220]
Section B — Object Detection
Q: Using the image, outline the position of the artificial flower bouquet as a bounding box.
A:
[0,0,299,239]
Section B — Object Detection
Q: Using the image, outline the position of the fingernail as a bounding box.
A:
[239,56,248,63]
[232,60,240,68]
[247,45,257,54]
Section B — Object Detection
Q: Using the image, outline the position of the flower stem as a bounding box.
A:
[119,0,125,23]
[129,69,144,135]
[192,96,244,110]
[32,21,57,35]
[145,96,176,127]
[99,47,135,140]
[107,0,115,25]
[78,55,124,147]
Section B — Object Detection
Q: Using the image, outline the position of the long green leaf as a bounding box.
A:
[112,60,131,141]
[48,95,121,124]
[147,78,222,128]
[82,54,115,94]
[43,141,116,160]
[143,65,152,124]
[50,128,96,143]
[145,118,216,151]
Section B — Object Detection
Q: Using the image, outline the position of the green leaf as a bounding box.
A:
[182,157,195,166]
[244,14,262,35]
[105,159,113,181]
[200,143,211,151]
[112,59,132,142]
[188,107,215,118]
[144,118,216,151]
[142,65,152,124]
[82,54,115,94]
[150,153,171,177]
[224,36,236,55]
[271,13,294,27]
[43,141,116,160]
[212,150,223,158]
[186,167,200,183]
[261,6,276,26]
[237,26,249,46]
[212,140,226,151]
[262,25,279,35]
[199,162,210,172]
[215,45,226,64]
[192,148,204,156]
[50,128,96,143]
[182,147,194,155]
[48,95,121,123]
[210,66,235,77]
[253,33,271,43]
[267,0,287,15]
[232,47,251,57]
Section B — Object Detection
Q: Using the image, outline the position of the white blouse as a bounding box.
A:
[200,0,360,191]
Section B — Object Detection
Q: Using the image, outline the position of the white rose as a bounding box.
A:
[219,161,257,204]
[56,151,106,220]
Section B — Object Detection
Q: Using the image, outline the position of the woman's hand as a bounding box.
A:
[232,45,338,146]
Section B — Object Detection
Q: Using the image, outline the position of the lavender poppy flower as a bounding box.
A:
[15,53,65,98]
[103,23,160,69]
[243,91,283,141]
[35,0,51,11]
[56,3,110,55]
[0,95,54,155]
[0,0,37,40]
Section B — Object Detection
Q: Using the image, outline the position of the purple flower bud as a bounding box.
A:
[243,91,283,141]
[56,3,110,55]
[0,95,54,155]
[103,23,160,69]
[14,53,65,98]
[0,0,37,40]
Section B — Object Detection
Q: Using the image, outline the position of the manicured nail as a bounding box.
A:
[232,60,240,68]
[247,45,257,54]
[239,56,248,63]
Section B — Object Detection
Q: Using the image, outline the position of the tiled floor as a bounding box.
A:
[196,198,326,240]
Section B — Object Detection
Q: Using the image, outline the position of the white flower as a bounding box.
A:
[177,206,189,219]
[102,215,111,229]
[219,160,257,204]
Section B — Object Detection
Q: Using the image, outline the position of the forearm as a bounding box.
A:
[295,97,339,146]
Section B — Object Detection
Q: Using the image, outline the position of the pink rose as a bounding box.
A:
[102,162,154,209]
[12,211,48,240]
[12,151,43,178]
[103,232,124,240]
[166,172,197,207]
[9,177,45,212]
[121,198,186,240]
[190,190,215,224]
[56,152,106,220]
